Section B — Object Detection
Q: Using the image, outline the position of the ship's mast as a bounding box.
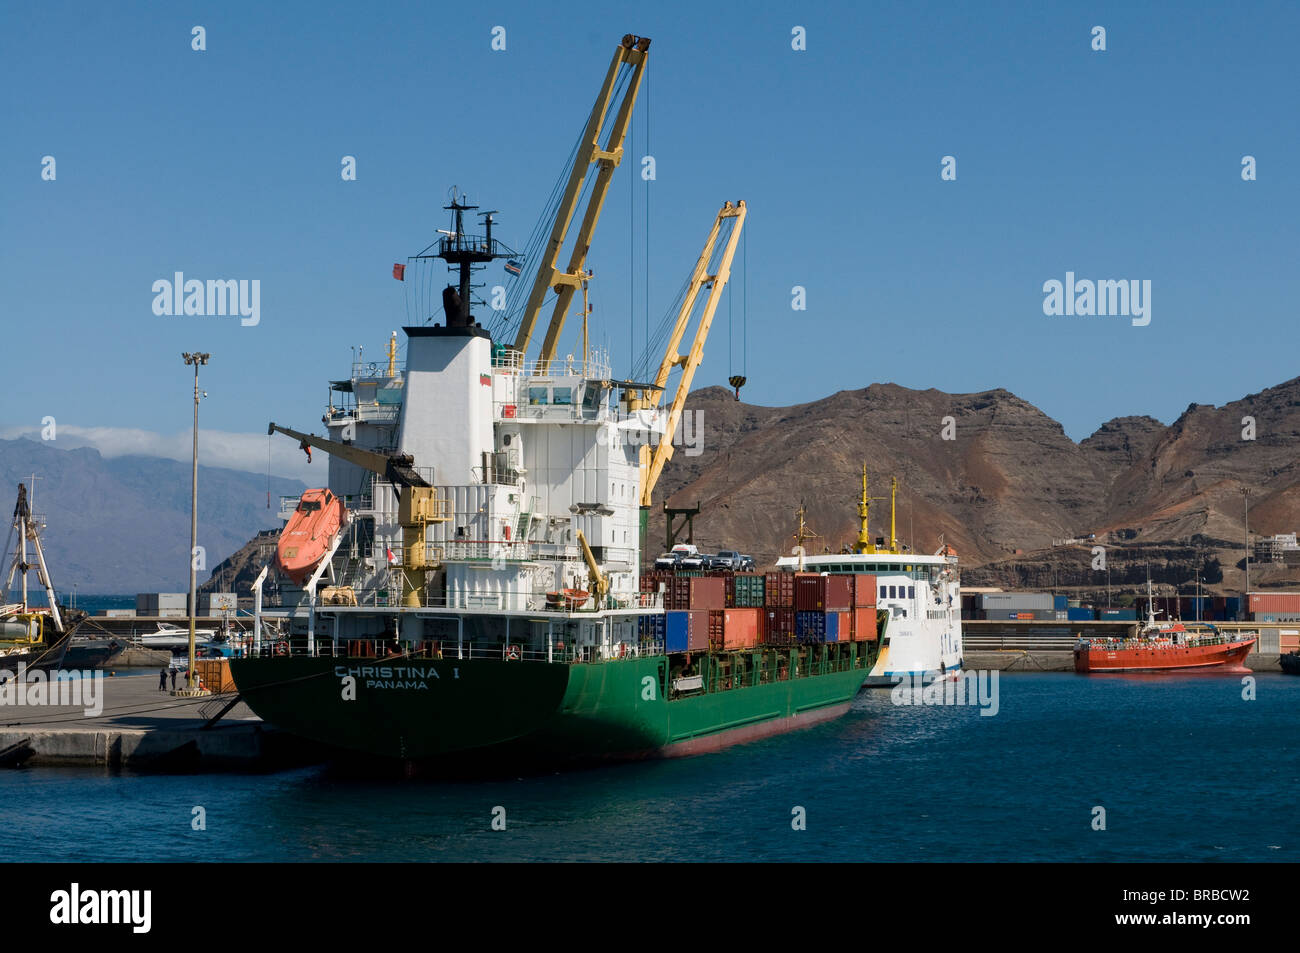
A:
[890,476,899,554]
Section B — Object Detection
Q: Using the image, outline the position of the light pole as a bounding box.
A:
[180,352,211,696]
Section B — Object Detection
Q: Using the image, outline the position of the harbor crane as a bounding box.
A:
[634,200,747,508]
[512,34,651,368]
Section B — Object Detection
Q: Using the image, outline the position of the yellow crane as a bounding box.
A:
[634,200,747,508]
[512,34,651,368]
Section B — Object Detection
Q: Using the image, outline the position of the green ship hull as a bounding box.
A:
[229,642,873,765]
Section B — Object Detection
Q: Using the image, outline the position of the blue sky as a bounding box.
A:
[3,0,1296,479]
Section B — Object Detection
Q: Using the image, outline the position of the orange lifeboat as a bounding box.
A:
[276,489,347,585]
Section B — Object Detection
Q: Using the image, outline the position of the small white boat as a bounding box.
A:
[137,622,218,651]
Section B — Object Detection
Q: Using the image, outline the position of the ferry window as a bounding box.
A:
[528,386,549,405]
[879,585,886,601]
[908,586,915,599]
[888,585,897,599]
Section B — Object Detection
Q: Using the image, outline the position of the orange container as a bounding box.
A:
[853,607,877,641]
[722,608,760,650]
[853,574,878,607]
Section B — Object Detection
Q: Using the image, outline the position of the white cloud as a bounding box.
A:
[1,424,317,483]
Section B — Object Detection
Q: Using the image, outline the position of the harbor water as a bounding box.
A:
[2,673,1296,862]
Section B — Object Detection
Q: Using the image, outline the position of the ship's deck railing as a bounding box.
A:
[492,349,611,381]
[248,637,668,665]
[274,585,663,613]
[1076,631,1252,650]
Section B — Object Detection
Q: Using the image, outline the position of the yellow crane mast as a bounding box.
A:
[635,200,747,507]
[512,34,651,368]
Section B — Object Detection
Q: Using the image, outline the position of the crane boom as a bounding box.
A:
[512,34,650,366]
[638,200,746,507]
[267,423,429,487]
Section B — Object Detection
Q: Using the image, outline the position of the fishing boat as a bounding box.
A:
[1073,579,1256,673]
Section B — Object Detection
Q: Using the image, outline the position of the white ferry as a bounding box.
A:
[775,472,963,686]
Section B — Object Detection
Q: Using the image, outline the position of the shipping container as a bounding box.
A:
[1053,594,1067,610]
[852,606,877,641]
[136,592,188,614]
[95,609,137,618]
[795,610,839,643]
[199,592,237,611]
[1066,607,1095,621]
[1249,592,1300,614]
[1253,612,1300,623]
[638,613,666,645]
[852,574,878,607]
[1099,608,1137,620]
[761,607,796,645]
[664,576,726,611]
[763,572,794,608]
[720,608,760,650]
[1278,630,1300,652]
[665,610,709,652]
[794,574,852,612]
[731,573,766,608]
[980,592,1052,610]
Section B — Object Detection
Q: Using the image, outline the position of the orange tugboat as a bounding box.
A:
[275,488,347,585]
[1074,580,1256,673]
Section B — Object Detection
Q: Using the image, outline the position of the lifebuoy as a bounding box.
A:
[506,645,520,661]
[274,642,289,657]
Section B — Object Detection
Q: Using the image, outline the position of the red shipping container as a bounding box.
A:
[795,573,852,612]
[689,576,726,610]
[708,609,725,650]
[764,572,794,608]
[1249,592,1300,614]
[853,607,877,641]
[853,574,878,607]
[722,608,760,650]
[664,575,727,611]
[761,607,796,645]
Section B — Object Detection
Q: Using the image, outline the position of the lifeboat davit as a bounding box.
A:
[276,488,347,585]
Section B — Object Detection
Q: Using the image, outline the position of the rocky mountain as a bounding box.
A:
[0,438,304,594]
[647,376,1300,594]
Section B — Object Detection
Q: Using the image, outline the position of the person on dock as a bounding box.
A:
[169,666,179,691]
[158,667,167,691]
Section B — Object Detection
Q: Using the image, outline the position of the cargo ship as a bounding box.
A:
[1073,580,1256,673]
[227,35,881,768]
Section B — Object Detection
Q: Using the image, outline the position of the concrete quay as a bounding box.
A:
[0,673,321,770]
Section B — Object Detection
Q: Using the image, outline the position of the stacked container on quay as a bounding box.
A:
[227,35,884,768]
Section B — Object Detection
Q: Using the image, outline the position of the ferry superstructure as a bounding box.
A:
[775,471,963,685]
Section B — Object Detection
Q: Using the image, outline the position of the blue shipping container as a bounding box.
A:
[1066,607,1095,621]
[795,611,838,643]
[1099,608,1137,620]
[664,611,706,652]
[639,613,666,643]
[1053,595,1067,610]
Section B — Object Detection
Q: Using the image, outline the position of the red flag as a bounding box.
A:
[392,263,406,281]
